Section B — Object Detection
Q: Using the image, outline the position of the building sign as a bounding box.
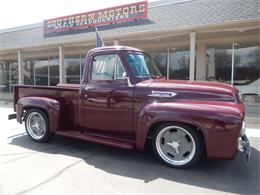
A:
[43,1,148,37]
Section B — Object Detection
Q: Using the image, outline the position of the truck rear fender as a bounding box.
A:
[16,96,61,132]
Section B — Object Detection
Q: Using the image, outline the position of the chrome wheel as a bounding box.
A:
[155,125,196,166]
[26,112,47,140]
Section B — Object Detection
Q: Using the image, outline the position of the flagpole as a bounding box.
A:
[95,26,105,47]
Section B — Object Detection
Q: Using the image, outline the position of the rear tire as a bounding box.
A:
[152,123,203,168]
[24,109,52,142]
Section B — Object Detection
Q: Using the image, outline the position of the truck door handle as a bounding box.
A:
[85,86,95,91]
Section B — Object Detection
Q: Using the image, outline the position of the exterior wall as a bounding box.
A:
[1,0,259,52]
[0,21,259,102]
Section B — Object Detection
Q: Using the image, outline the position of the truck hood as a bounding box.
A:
[138,79,239,102]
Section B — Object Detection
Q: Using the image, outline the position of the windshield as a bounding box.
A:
[125,52,162,78]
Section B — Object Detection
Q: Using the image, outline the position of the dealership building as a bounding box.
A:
[0,0,259,102]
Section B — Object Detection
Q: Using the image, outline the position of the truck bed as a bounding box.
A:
[14,84,80,127]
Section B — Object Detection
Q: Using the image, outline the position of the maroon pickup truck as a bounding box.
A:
[9,46,250,168]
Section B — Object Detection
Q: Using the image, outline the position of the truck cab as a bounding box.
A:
[9,46,250,168]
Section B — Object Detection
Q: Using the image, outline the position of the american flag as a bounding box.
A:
[95,27,105,48]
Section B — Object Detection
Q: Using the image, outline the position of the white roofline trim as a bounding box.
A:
[0,23,43,34]
[149,0,194,8]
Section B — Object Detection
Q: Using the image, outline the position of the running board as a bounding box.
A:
[56,130,135,150]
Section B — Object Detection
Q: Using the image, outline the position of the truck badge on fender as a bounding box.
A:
[148,91,177,97]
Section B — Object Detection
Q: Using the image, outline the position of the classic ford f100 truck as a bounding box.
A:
[9,46,250,168]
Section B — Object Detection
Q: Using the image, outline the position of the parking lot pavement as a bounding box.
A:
[0,107,259,195]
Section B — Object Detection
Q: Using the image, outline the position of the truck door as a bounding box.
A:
[80,53,134,134]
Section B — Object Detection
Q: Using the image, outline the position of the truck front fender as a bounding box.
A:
[16,96,62,132]
[135,101,244,159]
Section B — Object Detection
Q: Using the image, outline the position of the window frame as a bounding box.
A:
[124,51,162,80]
[90,53,127,82]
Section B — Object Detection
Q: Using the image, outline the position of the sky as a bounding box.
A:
[0,0,158,30]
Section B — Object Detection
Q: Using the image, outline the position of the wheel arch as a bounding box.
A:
[147,121,204,138]
[16,96,61,132]
[23,106,49,118]
[146,121,206,151]
[136,116,208,152]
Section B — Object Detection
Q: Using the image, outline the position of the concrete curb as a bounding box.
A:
[245,116,260,124]
[0,101,12,108]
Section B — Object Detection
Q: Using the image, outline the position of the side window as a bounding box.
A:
[91,54,126,80]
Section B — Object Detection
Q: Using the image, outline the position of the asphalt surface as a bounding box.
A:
[0,107,259,195]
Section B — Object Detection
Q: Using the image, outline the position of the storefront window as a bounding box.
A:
[206,42,260,103]
[34,57,48,86]
[233,42,260,85]
[23,59,34,85]
[23,56,59,86]
[0,61,9,93]
[169,48,190,80]
[81,56,85,82]
[0,60,18,93]
[65,54,85,84]
[49,56,59,86]
[10,61,18,92]
[206,44,232,83]
[149,50,167,77]
[206,42,260,84]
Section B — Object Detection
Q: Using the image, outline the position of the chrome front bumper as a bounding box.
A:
[238,135,251,161]
[238,121,251,161]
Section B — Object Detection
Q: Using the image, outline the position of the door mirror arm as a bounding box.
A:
[122,72,134,88]
[126,77,134,88]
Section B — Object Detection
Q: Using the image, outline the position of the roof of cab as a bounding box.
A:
[88,46,144,54]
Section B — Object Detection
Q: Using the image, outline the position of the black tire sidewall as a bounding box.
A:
[152,123,203,168]
[24,109,51,142]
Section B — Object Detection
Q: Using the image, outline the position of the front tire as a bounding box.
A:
[152,123,203,168]
[24,109,52,142]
